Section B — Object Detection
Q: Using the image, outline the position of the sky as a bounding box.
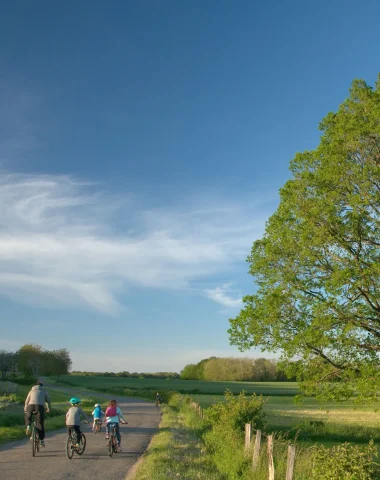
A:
[1,0,380,372]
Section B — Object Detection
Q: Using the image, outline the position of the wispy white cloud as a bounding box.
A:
[204,283,243,308]
[0,172,272,313]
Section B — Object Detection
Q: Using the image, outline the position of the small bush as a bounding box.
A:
[311,440,380,480]
[202,390,266,479]
[206,390,266,431]
[0,393,17,405]
[11,376,37,386]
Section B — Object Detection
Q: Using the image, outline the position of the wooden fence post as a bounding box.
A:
[252,429,262,470]
[244,424,251,454]
[286,444,296,480]
[267,434,274,480]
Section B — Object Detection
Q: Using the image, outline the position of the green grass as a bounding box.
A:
[58,375,299,395]
[193,394,380,447]
[56,375,380,450]
[132,395,380,480]
[130,395,319,480]
[0,383,98,445]
[130,402,221,480]
[58,375,380,447]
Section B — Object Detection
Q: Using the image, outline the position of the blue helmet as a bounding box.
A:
[70,397,81,405]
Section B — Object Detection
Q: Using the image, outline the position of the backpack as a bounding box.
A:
[94,406,102,417]
[106,405,117,417]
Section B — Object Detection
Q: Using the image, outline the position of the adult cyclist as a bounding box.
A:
[24,381,51,447]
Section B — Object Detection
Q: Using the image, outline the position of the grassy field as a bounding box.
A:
[193,394,380,446]
[58,375,380,446]
[58,375,299,395]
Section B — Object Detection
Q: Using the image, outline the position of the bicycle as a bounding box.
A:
[30,411,40,457]
[107,423,119,457]
[93,419,102,434]
[66,426,87,459]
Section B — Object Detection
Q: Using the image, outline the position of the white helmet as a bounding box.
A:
[95,403,101,407]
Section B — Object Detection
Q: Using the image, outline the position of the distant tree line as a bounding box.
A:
[0,344,72,381]
[180,357,296,382]
[71,370,180,379]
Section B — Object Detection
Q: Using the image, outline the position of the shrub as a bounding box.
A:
[203,390,266,479]
[11,376,37,386]
[311,441,380,480]
[206,390,266,431]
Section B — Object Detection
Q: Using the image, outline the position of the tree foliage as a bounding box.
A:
[180,356,289,381]
[14,344,72,379]
[180,357,215,380]
[229,76,380,403]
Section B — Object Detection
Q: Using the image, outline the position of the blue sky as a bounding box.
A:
[1,1,379,372]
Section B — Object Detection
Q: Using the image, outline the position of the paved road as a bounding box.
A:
[0,382,160,480]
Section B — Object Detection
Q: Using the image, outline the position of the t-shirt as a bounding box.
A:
[106,406,124,424]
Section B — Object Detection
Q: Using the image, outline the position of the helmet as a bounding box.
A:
[70,397,81,405]
[95,403,101,407]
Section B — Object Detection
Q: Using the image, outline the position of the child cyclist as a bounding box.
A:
[66,397,89,447]
[92,403,104,431]
[104,399,127,451]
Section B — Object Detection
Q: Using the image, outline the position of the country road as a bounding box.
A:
[0,381,161,480]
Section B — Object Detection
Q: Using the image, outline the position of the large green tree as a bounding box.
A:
[16,344,72,378]
[229,76,380,403]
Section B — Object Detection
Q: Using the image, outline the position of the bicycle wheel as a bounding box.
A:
[77,433,86,455]
[31,426,36,457]
[108,434,114,457]
[66,435,74,459]
[36,431,40,453]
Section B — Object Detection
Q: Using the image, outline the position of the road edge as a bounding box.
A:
[125,408,163,480]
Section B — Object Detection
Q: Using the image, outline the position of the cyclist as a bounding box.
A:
[66,397,89,447]
[104,399,127,452]
[92,403,104,431]
[24,381,51,447]
[156,392,162,405]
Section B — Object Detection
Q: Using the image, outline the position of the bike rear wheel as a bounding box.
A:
[31,426,36,457]
[31,425,39,457]
[66,435,74,459]
[108,434,114,457]
[77,433,86,455]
